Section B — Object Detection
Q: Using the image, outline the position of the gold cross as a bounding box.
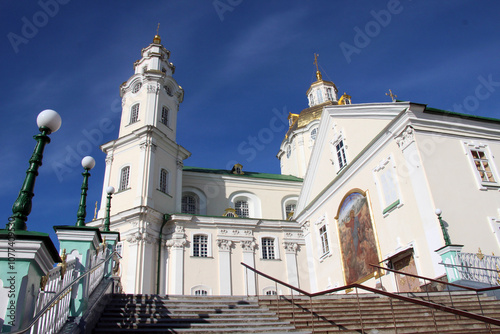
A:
[386,89,397,102]
[156,23,160,35]
[314,53,319,72]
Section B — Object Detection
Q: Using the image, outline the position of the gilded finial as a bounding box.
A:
[477,248,484,261]
[93,201,98,220]
[313,53,322,81]
[153,23,161,44]
[58,249,68,280]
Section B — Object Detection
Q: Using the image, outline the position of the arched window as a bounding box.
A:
[130,103,140,124]
[159,169,168,193]
[194,289,207,296]
[229,192,261,219]
[161,106,169,126]
[310,128,318,141]
[191,285,211,296]
[286,145,291,159]
[119,166,130,191]
[182,195,197,214]
[235,200,249,217]
[265,290,277,295]
[285,203,296,220]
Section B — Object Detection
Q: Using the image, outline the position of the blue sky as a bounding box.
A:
[1,0,499,244]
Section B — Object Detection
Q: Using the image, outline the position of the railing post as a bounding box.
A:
[275,281,279,318]
[54,225,102,319]
[355,287,365,333]
[309,296,314,333]
[291,287,295,327]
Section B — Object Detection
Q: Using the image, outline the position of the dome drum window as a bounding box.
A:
[132,82,142,94]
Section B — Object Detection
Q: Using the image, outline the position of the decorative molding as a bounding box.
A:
[283,242,298,254]
[241,240,256,252]
[166,238,187,249]
[140,139,157,152]
[105,155,114,165]
[217,239,233,252]
[126,231,155,244]
[177,159,184,170]
[395,125,415,151]
[314,215,326,226]
[373,155,392,172]
[301,221,310,233]
[147,84,159,93]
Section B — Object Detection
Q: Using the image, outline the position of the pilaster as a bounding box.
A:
[241,239,256,295]
[217,239,233,295]
[166,225,186,295]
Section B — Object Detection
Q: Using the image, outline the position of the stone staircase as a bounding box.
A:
[92,291,500,333]
[93,294,310,333]
[259,291,500,333]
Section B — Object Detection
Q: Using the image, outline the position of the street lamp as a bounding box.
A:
[435,208,452,246]
[76,156,96,227]
[7,109,62,231]
[103,186,115,232]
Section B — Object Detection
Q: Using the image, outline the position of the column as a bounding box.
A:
[217,239,233,295]
[241,240,256,296]
[166,225,186,295]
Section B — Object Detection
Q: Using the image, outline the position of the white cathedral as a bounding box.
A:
[89,33,500,296]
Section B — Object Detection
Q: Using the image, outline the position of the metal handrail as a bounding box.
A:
[371,263,500,293]
[10,251,121,334]
[241,262,500,327]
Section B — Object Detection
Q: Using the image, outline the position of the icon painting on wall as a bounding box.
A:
[337,190,380,285]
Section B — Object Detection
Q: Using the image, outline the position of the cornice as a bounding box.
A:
[182,171,303,189]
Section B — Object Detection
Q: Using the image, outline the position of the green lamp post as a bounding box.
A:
[103,186,115,232]
[76,156,96,227]
[7,109,62,231]
[435,208,452,246]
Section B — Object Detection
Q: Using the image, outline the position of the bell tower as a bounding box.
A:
[98,32,190,222]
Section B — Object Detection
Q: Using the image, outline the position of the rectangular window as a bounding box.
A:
[336,140,347,169]
[130,104,139,124]
[235,200,249,217]
[119,167,130,191]
[262,238,275,260]
[471,149,496,183]
[159,169,168,193]
[161,106,169,126]
[319,225,329,255]
[193,235,208,257]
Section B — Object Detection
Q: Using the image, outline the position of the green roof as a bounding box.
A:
[424,106,500,124]
[183,166,303,182]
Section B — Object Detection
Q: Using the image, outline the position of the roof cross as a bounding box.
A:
[386,89,397,102]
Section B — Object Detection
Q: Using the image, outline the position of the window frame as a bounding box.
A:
[119,166,130,192]
[181,194,198,214]
[159,168,169,194]
[464,142,499,190]
[161,106,169,127]
[235,200,249,218]
[130,103,140,124]
[319,225,330,257]
[260,236,280,260]
[192,233,211,257]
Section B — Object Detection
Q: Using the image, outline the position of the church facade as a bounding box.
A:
[89,34,500,295]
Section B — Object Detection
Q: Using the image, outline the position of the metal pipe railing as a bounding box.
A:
[241,262,500,331]
[10,251,120,334]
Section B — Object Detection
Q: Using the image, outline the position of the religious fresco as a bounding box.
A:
[337,190,380,285]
